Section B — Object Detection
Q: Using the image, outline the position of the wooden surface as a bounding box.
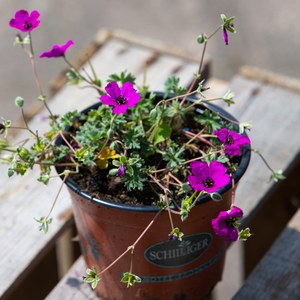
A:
[233,207,300,300]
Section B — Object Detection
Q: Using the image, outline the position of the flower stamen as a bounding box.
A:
[116,96,127,105]
[203,177,215,188]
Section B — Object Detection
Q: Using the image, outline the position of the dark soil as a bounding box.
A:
[70,168,161,206]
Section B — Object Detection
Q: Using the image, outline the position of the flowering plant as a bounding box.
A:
[1,9,284,290]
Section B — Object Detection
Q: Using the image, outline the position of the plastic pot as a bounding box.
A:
[56,93,251,299]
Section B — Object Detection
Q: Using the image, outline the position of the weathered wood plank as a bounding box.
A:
[0,32,199,299]
[216,75,300,215]
[232,208,300,300]
[45,257,97,300]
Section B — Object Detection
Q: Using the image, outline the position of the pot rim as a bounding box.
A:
[56,92,251,212]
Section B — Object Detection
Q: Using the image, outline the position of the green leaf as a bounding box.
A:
[271,170,286,182]
[0,138,8,149]
[37,174,50,185]
[217,153,229,164]
[121,272,142,288]
[38,95,46,102]
[238,228,252,241]
[83,266,100,289]
[239,122,252,134]
[164,76,186,98]
[220,14,227,22]
[109,168,119,176]
[178,182,192,195]
[154,124,171,145]
[169,227,184,241]
[7,169,14,177]
[222,90,235,106]
[35,217,52,233]
[210,192,223,201]
[14,34,30,46]
[66,68,81,85]
[108,70,136,84]
[194,109,223,133]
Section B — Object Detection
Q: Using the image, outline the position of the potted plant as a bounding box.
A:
[1,9,284,299]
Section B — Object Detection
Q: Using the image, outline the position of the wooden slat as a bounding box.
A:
[0,32,199,299]
[232,208,300,300]
[215,75,300,215]
[45,258,98,300]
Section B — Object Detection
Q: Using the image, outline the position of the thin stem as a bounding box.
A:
[63,56,104,94]
[230,176,236,206]
[21,108,36,137]
[59,131,76,154]
[252,149,275,173]
[129,247,134,274]
[180,26,222,107]
[99,211,161,275]
[28,32,54,118]
[46,171,70,219]
[182,150,223,166]
[97,115,117,156]
[180,41,207,106]
[183,129,216,148]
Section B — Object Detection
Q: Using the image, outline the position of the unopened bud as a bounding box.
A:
[15,96,24,108]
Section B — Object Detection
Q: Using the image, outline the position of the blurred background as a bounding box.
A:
[0,0,299,122]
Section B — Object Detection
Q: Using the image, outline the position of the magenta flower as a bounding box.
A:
[9,10,40,32]
[39,40,74,58]
[211,206,243,241]
[100,81,140,114]
[223,28,229,45]
[188,161,230,193]
[117,165,126,177]
[214,128,250,156]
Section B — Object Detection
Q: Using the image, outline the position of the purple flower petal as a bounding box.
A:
[112,104,128,114]
[101,81,140,115]
[211,206,243,241]
[16,10,29,19]
[188,160,230,193]
[215,127,250,157]
[39,40,74,58]
[229,206,243,219]
[100,95,116,106]
[223,28,229,45]
[190,161,209,177]
[105,81,121,99]
[117,165,125,177]
[30,10,40,22]
[214,128,228,144]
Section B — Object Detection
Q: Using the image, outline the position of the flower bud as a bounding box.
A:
[149,109,158,120]
[107,129,113,139]
[117,164,126,177]
[15,96,24,108]
[0,123,4,134]
[197,34,205,44]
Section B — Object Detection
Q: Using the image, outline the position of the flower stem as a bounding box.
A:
[46,171,70,219]
[28,32,54,118]
[180,26,222,107]
[99,211,161,276]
